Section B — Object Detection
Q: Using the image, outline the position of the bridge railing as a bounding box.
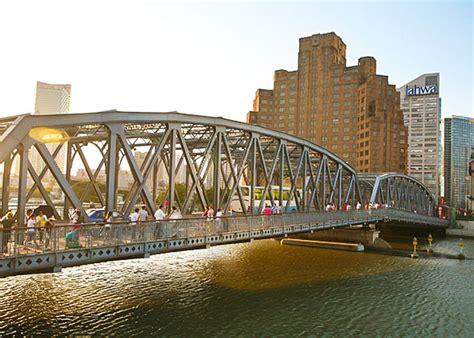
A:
[385,208,448,227]
[0,209,445,258]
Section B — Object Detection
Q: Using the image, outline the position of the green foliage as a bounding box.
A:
[71,180,105,203]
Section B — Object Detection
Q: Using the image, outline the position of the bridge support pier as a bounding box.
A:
[293,227,391,250]
[52,266,62,273]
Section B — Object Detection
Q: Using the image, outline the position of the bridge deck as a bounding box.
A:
[0,209,447,278]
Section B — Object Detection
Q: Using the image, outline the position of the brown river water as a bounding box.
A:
[0,235,473,336]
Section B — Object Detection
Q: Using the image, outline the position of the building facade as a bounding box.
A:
[398,73,441,199]
[444,116,474,210]
[247,32,407,173]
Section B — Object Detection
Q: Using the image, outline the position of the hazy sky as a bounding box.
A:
[0,0,472,122]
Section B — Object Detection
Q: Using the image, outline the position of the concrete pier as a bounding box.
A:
[293,227,392,250]
[281,238,364,252]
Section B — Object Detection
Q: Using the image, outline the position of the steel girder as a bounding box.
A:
[369,172,436,216]
[0,110,364,221]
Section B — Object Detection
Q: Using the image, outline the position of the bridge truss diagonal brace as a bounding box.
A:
[26,143,63,203]
[123,129,171,217]
[114,125,157,215]
[257,142,282,213]
[223,134,253,214]
[35,142,90,222]
[221,133,247,214]
[181,129,217,212]
[283,145,304,213]
[27,161,61,220]
[75,144,105,206]
[308,154,325,211]
[1,152,13,214]
[177,128,207,212]
[305,153,319,211]
[74,143,108,211]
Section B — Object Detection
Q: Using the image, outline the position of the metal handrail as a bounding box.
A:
[0,208,447,259]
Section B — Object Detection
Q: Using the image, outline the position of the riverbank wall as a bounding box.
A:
[447,220,474,238]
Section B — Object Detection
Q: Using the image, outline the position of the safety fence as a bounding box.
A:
[0,209,447,277]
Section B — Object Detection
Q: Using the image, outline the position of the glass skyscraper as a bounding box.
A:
[444,116,474,210]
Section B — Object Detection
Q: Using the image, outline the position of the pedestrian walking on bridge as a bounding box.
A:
[1,210,14,255]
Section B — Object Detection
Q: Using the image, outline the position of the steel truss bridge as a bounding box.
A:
[0,110,448,277]
[0,110,439,222]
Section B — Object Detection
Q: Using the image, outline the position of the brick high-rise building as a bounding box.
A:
[247,32,407,173]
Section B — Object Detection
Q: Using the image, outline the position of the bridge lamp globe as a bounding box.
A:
[29,127,70,144]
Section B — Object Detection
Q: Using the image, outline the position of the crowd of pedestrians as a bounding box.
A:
[0,198,394,256]
[0,208,58,255]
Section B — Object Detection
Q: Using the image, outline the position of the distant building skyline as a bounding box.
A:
[0,2,471,121]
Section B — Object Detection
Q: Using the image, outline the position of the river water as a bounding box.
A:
[0,236,473,336]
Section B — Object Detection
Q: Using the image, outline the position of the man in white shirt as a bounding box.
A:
[154,205,165,220]
[138,206,148,222]
[154,205,165,238]
[129,208,139,224]
[129,208,139,240]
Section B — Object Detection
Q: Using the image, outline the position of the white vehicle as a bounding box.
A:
[230,186,299,213]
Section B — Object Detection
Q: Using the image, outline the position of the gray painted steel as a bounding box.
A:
[0,110,437,222]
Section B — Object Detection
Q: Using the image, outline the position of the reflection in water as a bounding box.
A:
[0,238,473,336]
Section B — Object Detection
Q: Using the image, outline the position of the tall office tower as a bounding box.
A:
[34,81,71,114]
[398,73,441,199]
[31,81,71,175]
[247,32,407,173]
[444,116,474,210]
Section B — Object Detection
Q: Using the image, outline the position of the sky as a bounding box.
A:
[0,0,472,122]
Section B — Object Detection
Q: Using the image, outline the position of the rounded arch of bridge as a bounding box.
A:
[0,110,363,222]
[370,172,436,215]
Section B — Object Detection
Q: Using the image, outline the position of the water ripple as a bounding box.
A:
[0,237,473,336]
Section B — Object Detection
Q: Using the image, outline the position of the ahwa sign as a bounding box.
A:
[405,84,438,96]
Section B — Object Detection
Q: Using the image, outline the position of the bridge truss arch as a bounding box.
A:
[0,110,364,224]
[368,173,436,216]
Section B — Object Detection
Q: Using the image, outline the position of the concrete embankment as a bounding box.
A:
[281,238,364,252]
[447,220,474,238]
